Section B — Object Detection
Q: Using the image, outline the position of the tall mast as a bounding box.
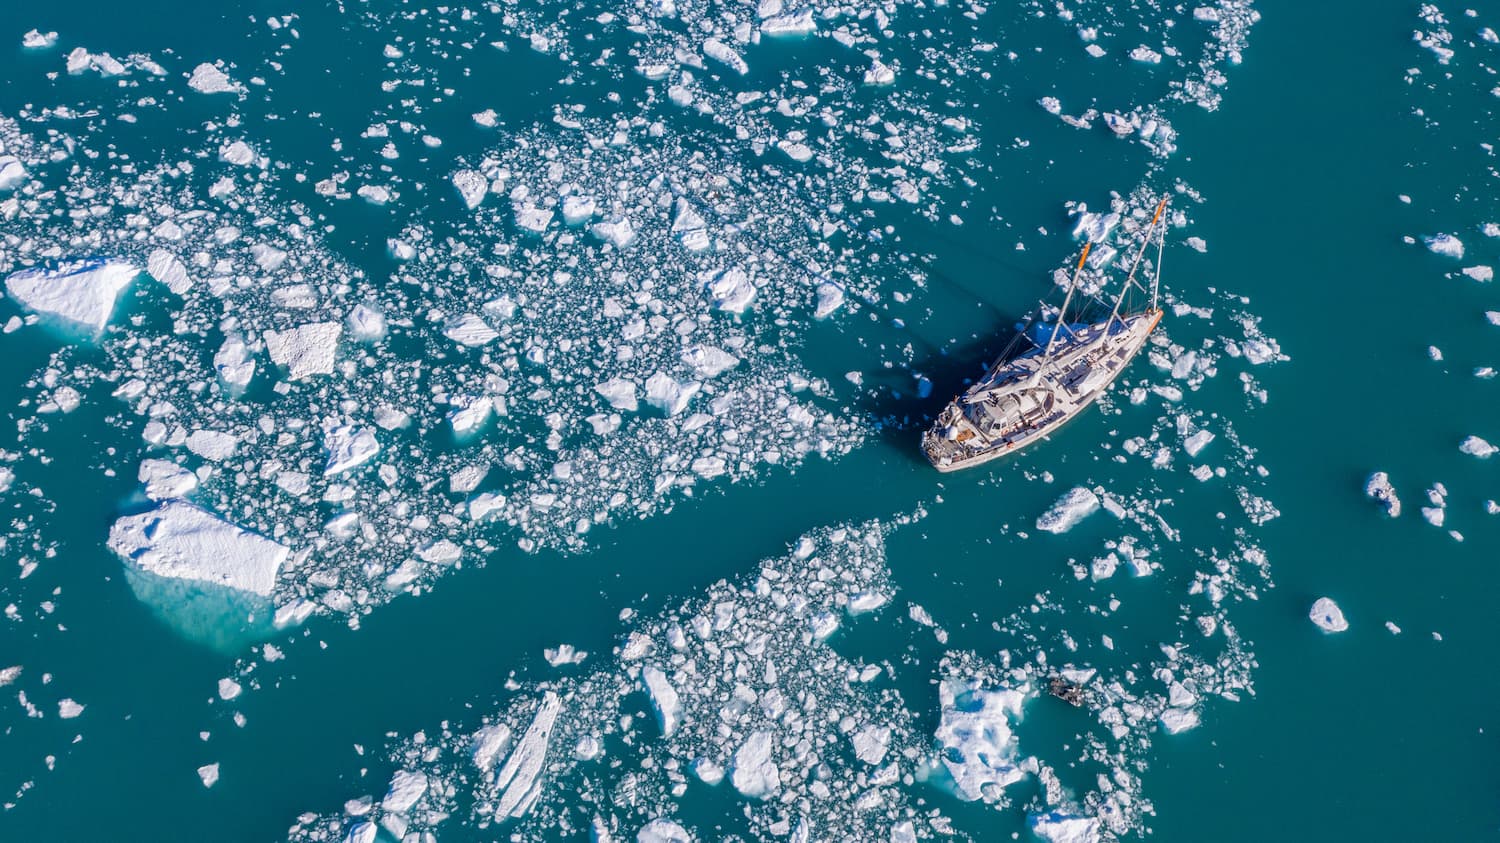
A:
[1036,242,1090,372]
[1107,197,1169,328]
[1151,209,1166,311]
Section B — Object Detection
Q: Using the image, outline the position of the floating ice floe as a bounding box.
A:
[4,259,139,332]
[1423,233,1464,258]
[1029,811,1101,843]
[1036,487,1101,534]
[187,62,242,94]
[1365,472,1400,517]
[139,459,198,501]
[637,819,693,843]
[22,30,58,49]
[213,336,256,391]
[1309,597,1348,633]
[198,763,220,788]
[443,313,499,347]
[644,373,699,417]
[932,679,1028,801]
[1460,436,1497,458]
[0,155,27,190]
[641,665,682,736]
[324,424,380,475]
[264,322,341,380]
[146,249,193,295]
[107,500,289,596]
[452,169,489,209]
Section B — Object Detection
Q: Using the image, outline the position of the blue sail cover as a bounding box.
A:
[1026,322,1089,346]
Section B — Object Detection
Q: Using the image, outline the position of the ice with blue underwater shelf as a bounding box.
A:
[1036,487,1101,534]
[932,679,1029,802]
[4,259,139,332]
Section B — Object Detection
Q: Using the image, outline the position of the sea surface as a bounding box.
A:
[0,1,1497,840]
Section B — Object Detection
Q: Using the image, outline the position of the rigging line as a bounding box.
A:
[1107,196,1169,328]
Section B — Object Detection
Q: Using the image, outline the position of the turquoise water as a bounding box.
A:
[1,1,1497,840]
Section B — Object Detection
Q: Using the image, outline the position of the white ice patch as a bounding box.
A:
[641,665,683,736]
[443,313,499,347]
[1460,436,1497,458]
[1310,597,1348,633]
[265,322,341,380]
[146,249,193,295]
[705,267,756,313]
[1423,233,1464,258]
[324,424,380,475]
[214,336,256,391]
[489,691,562,820]
[107,500,289,596]
[187,62,241,94]
[452,169,489,210]
[1365,472,1401,517]
[197,763,220,788]
[814,283,846,319]
[4,259,139,332]
[644,373,700,417]
[594,378,639,412]
[730,730,781,800]
[0,155,26,190]
[1036,487,1100,534]
[382,770,428,814]
[1029,811,1101,843]
[932,679,1028,801]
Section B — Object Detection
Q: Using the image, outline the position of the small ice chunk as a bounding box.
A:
[0,155,26,191]
[1365,472,1401,517]
[346,304,387,341]
[814,283,846,319]
[1183,429,1215,457]
[562,194,597,224]
[147,249,193,295]
[213,336,255,390]
[139,459,198,501]
[851,725,891,765]
[703,38,749,74]
[443,313,499,347]
[1460,436,1497,458]
[452,169,489,210]
[1310,597,1349,633]
[5,259,139,332]
[218,677,241,700]
[22,30,58,49]
[264,322,341,380]
[591,216,637,248]
[197,763,220,788]
[1159,707,1200,734]
[187,62,241,94]
[730,731,781,800]
[641,665,683,736]
[513,203,554,233]
[58,698,85,718]
[448,396,494,436]
[1184,236,1208,253]
[324,425,379,475]
[107,500,289,596]
[864,60,895,85]
[706,267,756,313]
[637,819,693,843]
[186,430,238,461]
[1423,233,1464,258]
[595,378,639,412]
[762,11,816,37]
[1463,266,1494,282]
[644,373,700,416]
[1036,487,1100,534]
[382,770,428,814]
[680,345,740,378]
[470,723,514,772]
[219,141,256,167]
[1029,811,1101,843]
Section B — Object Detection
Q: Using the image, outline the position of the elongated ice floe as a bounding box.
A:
[107,500,289,596]
[1365,472,1401,517]
[4,259,139,332]
[1029,811,1101,843]
[641,665,682,736]
[1036,487,1100,534]
[324,424,380,475]
[489,691,562,820]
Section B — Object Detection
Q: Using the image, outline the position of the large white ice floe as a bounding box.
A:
[1365,472,1401,517]
[187,62,242,94]
[1423,233,1464,258]
[265,322,341,380]
[637,819,693,843]
[107,500,289,596]
[1036,487,1101,534]
[1309,597,1348,633]
[641,665,683,736]
[730,730,781,800]
[932,679,1028,802]
[4,259,139,332]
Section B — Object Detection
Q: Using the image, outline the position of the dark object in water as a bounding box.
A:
[1049,676,1084,707]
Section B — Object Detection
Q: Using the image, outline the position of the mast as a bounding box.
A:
[1151,208,1166,311]
[1034,242,1090,378]
[1106,197,1169,328]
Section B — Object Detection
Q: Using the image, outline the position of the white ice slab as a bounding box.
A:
[324,424,379,475]
[730,730,781,800]
[1029,811,1101,843]
[5,259,139,331]
[641,665,683,736]
[108,500,289,596]
[933,679,1027,802]
[1310,597,1348,633]
[265,322,341,380]
[1036,487,1100,534]
[187,62,241,94]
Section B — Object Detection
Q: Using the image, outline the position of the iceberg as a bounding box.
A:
[452,169,489,210]
[1365,471,1400,517]
[146,249,193,295]
[490,691,562,819]
[214,336,256,390]
[139,459,198,501]
[382,770,428,814]
[5,259,139,332]
[187,62,241,94]
[705,267,756,313]
[1423,233,1464,259]
[444,313,499,347]
[680,345,739,378]
[644,373,700,417]
[638,819,693,843]
[107,500,289,597]
[0,156,28,190]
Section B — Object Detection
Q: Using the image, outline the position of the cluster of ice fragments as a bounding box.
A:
[286,522,974,842]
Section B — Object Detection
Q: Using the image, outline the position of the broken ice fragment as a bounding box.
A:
[323,425,379,475]
[5,259,139,332]
[264,322,341,380]
[1036,487,1100,534]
